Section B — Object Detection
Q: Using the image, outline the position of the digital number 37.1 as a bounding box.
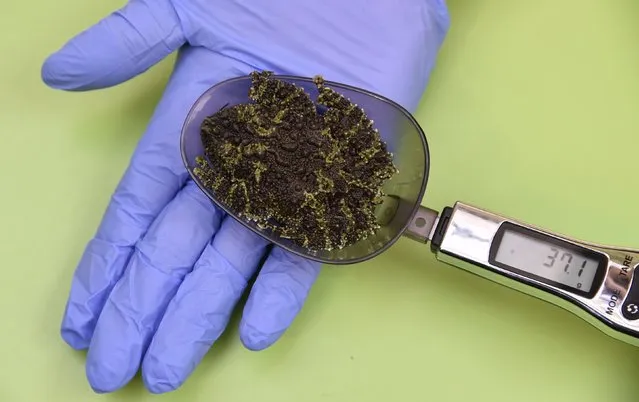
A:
[544,247,587,277]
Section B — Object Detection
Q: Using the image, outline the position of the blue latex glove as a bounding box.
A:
[41,0,449,394]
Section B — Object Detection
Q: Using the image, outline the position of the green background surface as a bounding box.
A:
[2,0,639,401]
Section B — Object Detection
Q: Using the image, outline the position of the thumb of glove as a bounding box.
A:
[41,0,185,91]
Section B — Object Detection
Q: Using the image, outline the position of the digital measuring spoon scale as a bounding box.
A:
[181,74,639,348]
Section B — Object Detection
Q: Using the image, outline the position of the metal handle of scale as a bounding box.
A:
[404,201,639,348]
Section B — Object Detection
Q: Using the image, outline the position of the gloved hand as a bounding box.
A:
[41,0,449,394]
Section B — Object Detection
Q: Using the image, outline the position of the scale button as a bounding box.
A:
[622,269,639,320]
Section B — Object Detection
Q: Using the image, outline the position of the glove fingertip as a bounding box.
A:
[41,47,109,91]
[60,327,89,350]
[40,46,127,92]
[86,358,127,394]
[146,382,177,394]
[59,297,97,350]
[41,53,74,90]
[239,321,283,351]
[141,351,185,394]
[142,372,180,394]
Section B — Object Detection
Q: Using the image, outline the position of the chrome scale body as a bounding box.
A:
[408,202,639,347]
